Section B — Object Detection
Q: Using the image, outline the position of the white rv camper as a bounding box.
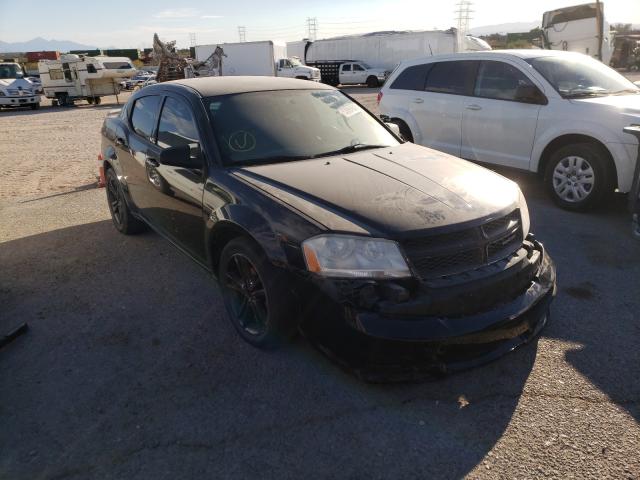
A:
[542,2,614,64]
[38,55,137,106]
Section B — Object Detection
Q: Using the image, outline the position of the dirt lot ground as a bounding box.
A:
[1,84,640,479]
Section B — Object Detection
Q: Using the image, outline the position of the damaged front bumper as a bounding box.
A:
[299,236,556,381]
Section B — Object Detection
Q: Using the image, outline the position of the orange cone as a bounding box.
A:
[97,153,106,188]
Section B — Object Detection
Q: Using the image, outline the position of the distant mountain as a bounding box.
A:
[469,22,540,36]
[0,37,98,53]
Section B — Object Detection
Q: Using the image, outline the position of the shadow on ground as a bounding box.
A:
[1,220,537,479]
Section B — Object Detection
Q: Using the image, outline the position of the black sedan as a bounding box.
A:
[100,77,556,379]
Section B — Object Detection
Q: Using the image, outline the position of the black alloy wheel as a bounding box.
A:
[219,238,297,348]
[105,168,147,234]
[224,253,269,337]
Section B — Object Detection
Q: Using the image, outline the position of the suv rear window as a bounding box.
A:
[425,61,479,96]
[130,96,162,140]
[390,64,432,91]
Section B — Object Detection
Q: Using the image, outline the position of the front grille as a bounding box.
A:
[402,209,523,280]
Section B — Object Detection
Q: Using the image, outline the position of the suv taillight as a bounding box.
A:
[377,91,383,105]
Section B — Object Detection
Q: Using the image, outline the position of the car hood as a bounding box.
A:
[571,93,640,114]
[0,78,34,90]
[232,143,520,237]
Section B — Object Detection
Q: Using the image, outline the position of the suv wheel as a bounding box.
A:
[105,168,147,234]
[219,238,297,348]
[544,143,613,211]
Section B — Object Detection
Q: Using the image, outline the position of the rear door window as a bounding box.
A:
[342,64,352,72]
[130,95,162,140]
[425,61,479,95]
[474,61,536,101]
[390,63,433,91]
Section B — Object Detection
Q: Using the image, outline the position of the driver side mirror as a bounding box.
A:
[159,144,202,168]
[515,85,548,105]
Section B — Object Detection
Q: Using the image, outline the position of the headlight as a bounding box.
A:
[302,234,411,279]
[519,189,531,238]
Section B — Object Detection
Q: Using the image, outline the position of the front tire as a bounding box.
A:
[30,103,40,110]
[219,238,297,348]
[105,168,147,234]
[544,143,613,211]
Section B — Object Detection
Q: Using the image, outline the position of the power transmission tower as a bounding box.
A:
[454,1,473,36]
[189,32,197,47]
[306,17,318,41]
[238,26,247,42]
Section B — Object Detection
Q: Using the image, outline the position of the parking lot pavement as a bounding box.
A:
[1,91,640,479]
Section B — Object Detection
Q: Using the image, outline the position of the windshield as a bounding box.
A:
[206,90,399,166]
[102,61,133,69]
[360,62,371,69]
[0,64,23,79]
[527,55,639,98]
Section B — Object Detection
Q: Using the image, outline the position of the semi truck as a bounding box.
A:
[542,2,614,65]
[194,41,321,81]
[287,29,491,85]
[0,62,41,110]
[38,54,137,106]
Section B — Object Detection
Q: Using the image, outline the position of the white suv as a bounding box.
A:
[379,50,640,210]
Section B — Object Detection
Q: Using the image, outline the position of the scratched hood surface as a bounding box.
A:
[234,142,520,236]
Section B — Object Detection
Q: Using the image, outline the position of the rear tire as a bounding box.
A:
[544,142,613,211]
[219,237,298,348]
[87,97,95,105]
[366,76,379,88]
[30,103,39,110]
[94,97,102,105]
[105,168,147,234]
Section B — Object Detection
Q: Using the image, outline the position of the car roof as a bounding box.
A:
[163,76,335,97]
[395,49,592,68]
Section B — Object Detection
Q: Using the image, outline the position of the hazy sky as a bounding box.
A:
[1,0,639,48]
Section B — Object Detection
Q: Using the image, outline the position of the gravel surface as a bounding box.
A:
[1,86,639,480]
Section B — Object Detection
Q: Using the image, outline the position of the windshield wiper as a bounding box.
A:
[563,91,608,99]
[311,144,390,158]
[611,89,640,95]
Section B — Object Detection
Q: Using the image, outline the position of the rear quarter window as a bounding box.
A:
[390,63,433,91]
[425,61,479,96]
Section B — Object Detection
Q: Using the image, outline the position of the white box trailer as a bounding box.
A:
[194,41,320,80]
[38,54,137,105]
[196,41,279,76]
[293,29,491,71]
[542,2,613,65]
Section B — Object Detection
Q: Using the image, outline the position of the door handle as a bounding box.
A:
[466,104,482,111]
[413,98,424,104]
[146,157,159,168]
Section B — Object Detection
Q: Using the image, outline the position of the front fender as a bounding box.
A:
[206,204,286,268]
[531,121,621,174]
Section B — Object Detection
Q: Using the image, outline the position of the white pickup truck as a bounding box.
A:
[0,62,41,110]
[305,60,389,87]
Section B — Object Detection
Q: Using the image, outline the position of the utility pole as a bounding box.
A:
[306,17,318,41]
[189,32,197,47]
[238,26,246,42]
[454,1,473,37]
